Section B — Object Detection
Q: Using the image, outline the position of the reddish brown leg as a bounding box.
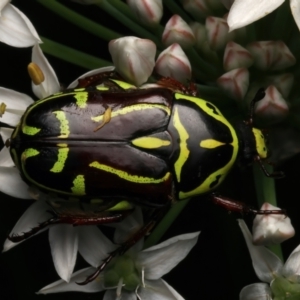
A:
[8,209,133,243]
[75,71,123,88]
[210,193,286,215]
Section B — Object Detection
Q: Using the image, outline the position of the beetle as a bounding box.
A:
[6,70,284,283]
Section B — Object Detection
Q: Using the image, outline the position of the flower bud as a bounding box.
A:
[155,43,191,83]
[265,73,294,99]
[206,16,234,51]
[127,0,163,26]
[254,85,289,124]
[247,41,296,71]
[162,15,195,49]
[253,203,295,246]
[109,37,156,86]
[217,68,249,100]
[223,41,253,71]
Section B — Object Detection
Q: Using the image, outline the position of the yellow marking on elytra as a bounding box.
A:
[173,107,190,183]
[174,93,239,199]
[91,104,170,122]
[27,62,45,85]
[22,125,41,136]
[53,111,70,138]
[74,91,89,108]
[0,102,7,117]
[132,136,170,149]
[96,86,109,91]
[107,201,133,211]
[71,175,86,196]
[110,79,136,90]
[252,128,267,159]
[57,143,68,147]
[89,161,171,183]
[200,139,225,149]
[50,148,69,173]
[93,107,112,132]
[21,148,39,163]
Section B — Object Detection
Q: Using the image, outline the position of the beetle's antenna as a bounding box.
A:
[247,88,265,125]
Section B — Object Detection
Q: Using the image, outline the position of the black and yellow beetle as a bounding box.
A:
[7,70,283,283]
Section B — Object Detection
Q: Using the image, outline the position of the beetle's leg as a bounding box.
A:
[75,71,123,88]
[8,208,133,243]
[254,156,285,178]
[77,206,169,285]
[210,193,286,215]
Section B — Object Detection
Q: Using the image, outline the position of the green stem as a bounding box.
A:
[36,0,121,41]
[144,200,190,249]
[252,164,283,260]
[40,37,111,69]
[96,0,161,46]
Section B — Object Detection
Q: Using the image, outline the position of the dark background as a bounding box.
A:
[1,1,300,299]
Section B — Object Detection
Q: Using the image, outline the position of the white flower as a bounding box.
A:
[227,0,300,32]
[37,208,200,299]
[109,36,156,86]
[127,0,163,26]
[239,219,300,299]
[3,197,116,283]
[252,203,295,246]
[155,43,192,83]
[0,0,41,47]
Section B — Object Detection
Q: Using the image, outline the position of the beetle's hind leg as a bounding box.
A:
[8,200,134,243]
[210,193,286,215]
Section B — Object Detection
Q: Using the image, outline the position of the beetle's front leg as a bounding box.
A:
[8,203,134,243]
[210,193,286,215]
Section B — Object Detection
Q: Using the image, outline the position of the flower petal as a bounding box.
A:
[136,232,200,279]
[238,219,283,283]
[0,87,33,126]
[0,127,13,144]
[252,203,295,245]
[109,36,156,86]
[139,279,184,300]
[37,267,105,294]
[282,244,300,283]
[239,283,272,300]
[0,166,31,199]
[127,0,163,26]
[3,200,51,252]
[0,145,14,167]
[227,0,284,31]
[0,4,41,47]
[78,226,116,267]
[155,43,191,83]
[291,0,300,31]
[31,44,60,99]
[49,224,78,282]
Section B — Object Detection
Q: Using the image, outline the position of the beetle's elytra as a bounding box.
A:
[7,72,284,284]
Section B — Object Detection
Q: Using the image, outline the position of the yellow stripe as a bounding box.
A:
[200,139,225,149]
[89,161,170,183]
[71,175,86,195]
[110,79,136,90]
[132,136,170,149]
[53,111,70,138]
[74,91,89,108]
[91,103,170,122]
[22,125,41,136]
[21,148,39,162]
[50,148,69,173]
[173,107,190,182]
